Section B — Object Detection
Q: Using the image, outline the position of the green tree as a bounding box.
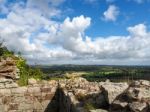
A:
[0,42,14,57]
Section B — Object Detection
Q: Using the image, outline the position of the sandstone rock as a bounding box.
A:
[0,77,149,112]
[33,101,43,110]
[13,96,26,103]
[48,80,57,85]
[11,87,27,94]
[8,110,22,112]
[28,78,37,85]
[41,100,50,109]
[51,86,57,93]
[0,78,13,83]
[0,66,14,73]
[0,57,20,79]
[130,80,141,87]
[0,105,4,112]
[111,80,150,112]
[8,103,19,110]
[140,80,150,86]
[129,102,148,112]
[126,81,150,101]
[0,89,11,95]
[2,96,12,105]
[90,109,108,112]
[0,77,58,112]
[74,89,87,97]
[5,57,16,65]
[0,83,5,89]
[111,100,128,111]
[100,82,129,104]
[5,82,18,88]
[27,86,41,94]
[18,103,33,110]
[68,91,80,105]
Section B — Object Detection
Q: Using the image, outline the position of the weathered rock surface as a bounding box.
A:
[58,78,150,112]
[58,77,129,112]
[90,109,108,112]
[100,81,129,104]
[28,78,37,85]
[0,78,58,112]
[0,57,19,79]
[111,80,150,112]
[0,74,149,112]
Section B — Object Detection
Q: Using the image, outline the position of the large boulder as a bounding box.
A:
[100,82,129,104]
[111,80,150,112]
[28,78,37,85]
[129,102,148,112]
[90,109,108,112]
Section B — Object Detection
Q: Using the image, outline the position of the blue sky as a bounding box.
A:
[0,0,150,65]
[65,0,150,37]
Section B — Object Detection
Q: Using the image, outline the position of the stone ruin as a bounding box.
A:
[0,58,150,112]
[0,57,19,79]
[0,77,149,112]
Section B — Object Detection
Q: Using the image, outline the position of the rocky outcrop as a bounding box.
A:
[111,80,150,112]
[0,76,149,112]
[90,109,108,112]
[58,77,129,112]
[58,78,150,112]
[58,78,102,112]
[0,57,19,79]
[100,81,129,104]
[0,78,58,112]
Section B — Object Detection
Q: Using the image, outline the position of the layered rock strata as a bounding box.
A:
[0,77,149,112]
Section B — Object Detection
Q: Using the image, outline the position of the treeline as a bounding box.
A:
[38,65,150,82]
[39,65,150,74]
[37,65,102,74]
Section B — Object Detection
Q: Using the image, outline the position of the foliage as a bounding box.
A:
[0,42,14,58]
[16,57,29,86]
[0,42,44,86]
[84,102,95,110]
[39,64,150,82]
[49,77,66,81]
[28,67,44,79]
[16,57,44,86]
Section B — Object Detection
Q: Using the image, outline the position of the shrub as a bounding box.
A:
[28,67,44,79]
[84,102,95,110]
[16,57,29,86]
[0,42,44,86]
[0,42,14,58]
[16,57,44,86]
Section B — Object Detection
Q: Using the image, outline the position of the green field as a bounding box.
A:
[34,65,150,82]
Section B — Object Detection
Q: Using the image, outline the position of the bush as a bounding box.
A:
[0,43,14,57]
[16,57,44,86]
[84,102,95,110]
[28,67,44,79]
[0,42,44,86]
[16,57,29,86]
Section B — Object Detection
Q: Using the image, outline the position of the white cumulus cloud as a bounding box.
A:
[0,0,150,65]
[102,5,119,22]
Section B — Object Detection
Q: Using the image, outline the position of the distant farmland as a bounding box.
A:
[33,65,150,82]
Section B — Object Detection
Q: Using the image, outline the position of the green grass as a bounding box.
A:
[16,57,45,86]
[84,102,96,110]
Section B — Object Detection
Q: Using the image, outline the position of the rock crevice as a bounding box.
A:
[0,77,150,112]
